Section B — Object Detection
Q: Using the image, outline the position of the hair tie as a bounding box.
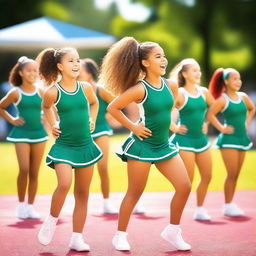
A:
[18,56,32,64]
[222,68,236,80]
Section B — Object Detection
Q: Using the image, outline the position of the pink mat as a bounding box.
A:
[0,190,256,256]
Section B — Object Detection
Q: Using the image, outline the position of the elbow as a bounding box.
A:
[107,103,114,115]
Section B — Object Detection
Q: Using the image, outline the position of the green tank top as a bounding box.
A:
[135,78,174,144]
[15,88,44,130]
[55,81,92,146]
[95,87,109,128]
[178,85,207,137]
[221,93,247,136]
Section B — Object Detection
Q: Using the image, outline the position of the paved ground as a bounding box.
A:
[0,190,256,256]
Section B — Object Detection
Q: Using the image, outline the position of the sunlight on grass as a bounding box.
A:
[0,134,255,194]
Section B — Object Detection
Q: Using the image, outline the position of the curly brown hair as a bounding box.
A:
[36,47,77,85]
[99,37,159,95]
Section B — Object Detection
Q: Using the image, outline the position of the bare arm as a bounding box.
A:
[242,93,255,128]
[167,79,187,134]
[42,86,61,138]
[107,83,152,140]
[0,88,24,126]
[207,96,233,134]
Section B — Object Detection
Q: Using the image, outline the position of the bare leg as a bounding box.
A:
[15,143,30,202]
[28,142,46,204]
[155,155,191,224]
[118,160,151,231]
[221,149,245,203]
[94,136,110,198]
[179,151,195,182]
[50,163,73,217]
[73,165,94,233]
[195,149,212,206]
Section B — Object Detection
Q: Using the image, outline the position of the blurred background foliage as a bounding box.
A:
[0,0,255,87]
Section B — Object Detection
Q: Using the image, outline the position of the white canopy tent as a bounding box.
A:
[0,17,115,51]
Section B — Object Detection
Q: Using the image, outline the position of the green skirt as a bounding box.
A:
[7,126,48,144]
[116,136,178,163]
[215,133,252,151]
[170,133,210,153]
[91,123,113,139]
[46,141,103,169]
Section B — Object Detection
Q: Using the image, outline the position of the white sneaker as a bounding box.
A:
[223,203,244,217]
[38,215,58,245]
[112,231,130,251]
[16,202,28,219]
[133,203,145,214]
[69,233,90,251]
[103,199,118,214]
[193,207,211,221]
[161,224,191,251]
[27,204,40,219]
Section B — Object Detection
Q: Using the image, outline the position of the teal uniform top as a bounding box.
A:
[7,87,48,143]
[216,92,252,151]
[171,85,210,153]
[46,81,102,168]
[116,77,178,162]
[91,86,113,139]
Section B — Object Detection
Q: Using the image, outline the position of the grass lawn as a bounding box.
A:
[0,134,255,194]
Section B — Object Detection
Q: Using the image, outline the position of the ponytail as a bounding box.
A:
[99,37,159,95]
[37,47,76,85]
[208,68,225,99]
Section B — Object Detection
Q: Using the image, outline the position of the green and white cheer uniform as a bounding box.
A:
[117,77,178,163]
[46,82,102,169]
[215,92,252,151]
[91,87,113,139]
[7,88,48,143]
[171,85,210,153]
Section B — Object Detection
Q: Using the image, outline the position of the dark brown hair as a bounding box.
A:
[81,58,99,81]
[36,47,77,85]
[99,37,159,95]
[9,56,35,87]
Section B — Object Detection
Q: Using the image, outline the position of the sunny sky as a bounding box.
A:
[94,0,151,22]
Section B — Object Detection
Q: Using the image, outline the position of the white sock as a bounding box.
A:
[103,198,110,205]
[27,204,33,209]
[71,232,82,240]
[18,202,26,207]
[116,231,128,236]
[225,203,232,208]
[47,214,58,223]
[196,206,204,212]
[168,224,180,231]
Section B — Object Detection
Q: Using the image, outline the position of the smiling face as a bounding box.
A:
[141,45,168,76]
[225,71,242,92]
[19,61,38,84]
[182,62,201,85]
[57,49,81,79]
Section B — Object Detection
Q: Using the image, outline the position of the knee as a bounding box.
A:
[57,182,71,194]
[177,182,191,196]
[29,170,39,181]
[227,172,239,181]
[202,173,212,184]
[19,167,29,176]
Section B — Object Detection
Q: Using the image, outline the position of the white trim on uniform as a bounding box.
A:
[141,79,164,91]
[221,94,230,113]
[91,130,113,138]
[177,141,211,153]
[125,147,178,161]
[178,88,188,111]
[6,136,49,143]
[216,142,252,151]
[18,87,37,96]
[138,82,148,105]
[14,89,22,106]
[54,84,61,106]
[47,147,103,167]
[56,82,79,95]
